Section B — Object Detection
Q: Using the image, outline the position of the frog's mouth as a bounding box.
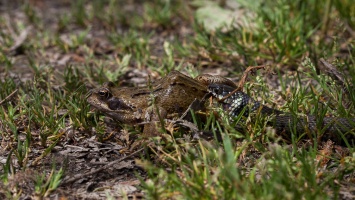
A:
[106,97,134,111]
[87,91,142,124]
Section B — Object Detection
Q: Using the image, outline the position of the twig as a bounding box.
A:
[61,148,144,185]
[319,58,351,93]
[0,89,18,106]
[319,59,346,85]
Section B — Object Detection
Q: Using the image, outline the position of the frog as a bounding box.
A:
[88,70,355,145]
[87,70,234,136]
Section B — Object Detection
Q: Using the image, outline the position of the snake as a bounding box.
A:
[208,84,355,145]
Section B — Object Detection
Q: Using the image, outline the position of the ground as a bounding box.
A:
[0,0,354,199]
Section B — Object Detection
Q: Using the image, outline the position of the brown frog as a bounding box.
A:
[88,70,355,145]
[87,70,234,135]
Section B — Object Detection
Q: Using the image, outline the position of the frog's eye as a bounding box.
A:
[98,89,111,99]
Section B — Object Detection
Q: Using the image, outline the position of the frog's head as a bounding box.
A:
[87,82,140,123]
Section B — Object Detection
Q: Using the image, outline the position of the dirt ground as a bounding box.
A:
[0,1,165,199]
[1,0,354,199]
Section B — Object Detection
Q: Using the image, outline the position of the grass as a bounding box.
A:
[0,0,354,199]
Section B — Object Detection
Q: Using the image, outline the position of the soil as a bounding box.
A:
[0,1,354,199]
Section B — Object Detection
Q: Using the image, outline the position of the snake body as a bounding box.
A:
[208,84,355,144]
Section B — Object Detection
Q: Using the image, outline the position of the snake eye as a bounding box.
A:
[98,89,111,99]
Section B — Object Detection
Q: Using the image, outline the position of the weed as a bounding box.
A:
[35,165,64,198]
[0,0,354,198]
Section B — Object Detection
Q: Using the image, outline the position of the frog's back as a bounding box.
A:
[154,71,208,114]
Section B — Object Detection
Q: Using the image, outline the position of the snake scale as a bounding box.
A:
[208,84,355,145]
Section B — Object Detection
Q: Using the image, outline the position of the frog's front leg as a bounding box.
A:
[142,106,168,136]
[197,66,265,101]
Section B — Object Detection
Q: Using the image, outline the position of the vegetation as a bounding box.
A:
[0,0,354,199]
